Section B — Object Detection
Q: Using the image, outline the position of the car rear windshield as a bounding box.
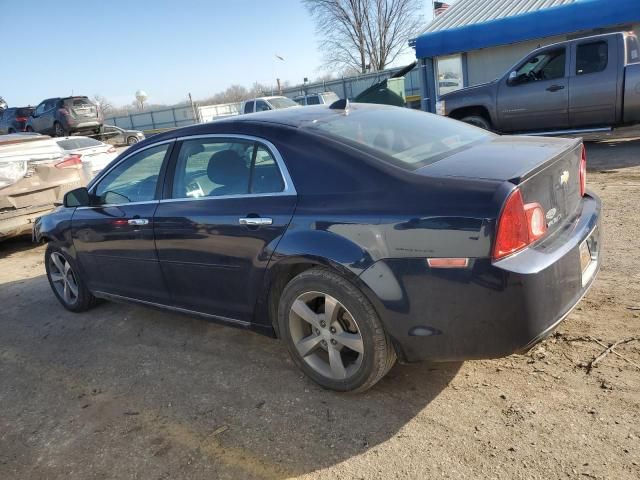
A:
[15,108,34,117]
[63,97,94,107]
[57,138,103,150]
[269,97,298,109]
[305,106,492,170]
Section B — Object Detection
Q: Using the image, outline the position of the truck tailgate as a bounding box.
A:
[623,62,640,124]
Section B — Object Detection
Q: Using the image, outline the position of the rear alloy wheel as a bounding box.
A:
[279,268,396,392]
[127,136,139,145]
[45,245,96,312]
[54,122,67,137]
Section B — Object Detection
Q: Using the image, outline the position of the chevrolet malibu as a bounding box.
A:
[34,103,601,392]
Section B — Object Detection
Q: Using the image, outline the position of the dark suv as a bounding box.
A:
[26,96,103,137]
[0,107,34,134]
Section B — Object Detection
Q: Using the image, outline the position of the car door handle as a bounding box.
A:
[127,218,149,226]
[546,85,565,92]
[239,217,273,226]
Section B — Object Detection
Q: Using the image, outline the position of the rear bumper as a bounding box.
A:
[67,120,101,132]
[358,193,601,362]
[0,205,54,240]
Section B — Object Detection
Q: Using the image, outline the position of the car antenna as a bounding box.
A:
[329,98,349,113]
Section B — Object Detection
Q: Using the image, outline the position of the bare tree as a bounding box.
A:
[92,94,113,116]
[303,0,423,73]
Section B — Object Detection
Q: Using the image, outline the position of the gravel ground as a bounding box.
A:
[0,138,639,479]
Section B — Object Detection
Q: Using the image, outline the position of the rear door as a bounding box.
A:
[497,46,569,132]
[72,141,173,303]
[153,134,297,323]
[569,38,619,127]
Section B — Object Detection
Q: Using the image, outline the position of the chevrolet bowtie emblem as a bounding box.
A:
[560,170,570,186]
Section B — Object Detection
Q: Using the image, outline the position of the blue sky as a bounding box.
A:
[4,0,437,107]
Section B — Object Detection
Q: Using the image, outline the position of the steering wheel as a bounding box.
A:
[527,71,538,82]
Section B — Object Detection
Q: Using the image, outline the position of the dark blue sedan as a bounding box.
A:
[34,103,601,392]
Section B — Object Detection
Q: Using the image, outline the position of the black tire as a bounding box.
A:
[54,122,68,137]
[460,115,492,131]
[127,136,139,146]
[8,128,15,134]
[25,126,34,132]
[45,244,97,313]
[278,268,396,392]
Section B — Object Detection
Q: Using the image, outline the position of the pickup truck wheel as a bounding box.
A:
[278,268,396,392]
[45,245,97,313]
[460,115,492,131]
[54,122,68,137]
[127,136,139,145]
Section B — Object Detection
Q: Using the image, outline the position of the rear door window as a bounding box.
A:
[576,41,608,75]
[243,101,255,114]
[306,95,320,105]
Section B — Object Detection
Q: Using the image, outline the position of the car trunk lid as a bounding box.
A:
[417,136,584,236]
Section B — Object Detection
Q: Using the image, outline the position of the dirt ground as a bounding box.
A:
[0,139,638,480]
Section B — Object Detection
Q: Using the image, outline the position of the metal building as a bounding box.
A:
[412,0,640,112]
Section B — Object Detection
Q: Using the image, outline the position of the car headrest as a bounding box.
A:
[207,149,248,185]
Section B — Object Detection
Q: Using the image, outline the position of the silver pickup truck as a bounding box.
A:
[437,32,640,135]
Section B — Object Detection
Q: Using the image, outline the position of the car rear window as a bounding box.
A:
[15,108,33,117]
[63,97,94,107]
[268,97,298,109]
[57,138,103,150]
[305,106,492,170]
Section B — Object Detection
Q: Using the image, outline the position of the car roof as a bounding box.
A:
[217,102,382,128]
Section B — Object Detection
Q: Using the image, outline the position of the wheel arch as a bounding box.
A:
[449,105,493,125]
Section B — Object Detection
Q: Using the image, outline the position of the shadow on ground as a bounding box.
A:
[0,234,40,258]
[0,272,460,479]
[585,137,640,171]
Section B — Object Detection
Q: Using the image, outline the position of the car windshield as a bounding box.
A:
[15,108,34,117]
[306,106,492,170]
[57,138,103,150]
[268,97,298,109]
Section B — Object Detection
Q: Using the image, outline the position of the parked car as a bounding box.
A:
[241,96,298,114]
[35,103,600,392]
[1,134,87,240]
[55,136,118,177]
[293,92,340,106]
[26,96,103,137]
[0,107,35,134]
[101,125,145,146]
[437,32,640,134]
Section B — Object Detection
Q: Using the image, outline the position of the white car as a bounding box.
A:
[55,136,118,176]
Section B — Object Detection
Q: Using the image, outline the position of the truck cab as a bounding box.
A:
[440,32,640,135]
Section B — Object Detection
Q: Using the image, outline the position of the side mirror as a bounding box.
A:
[508,71,517,84]
[63,187,90,207]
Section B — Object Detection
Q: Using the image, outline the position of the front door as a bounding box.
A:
[72,142,173,303]
[569,38,619,127]
[497,46,569,132]
[153,136,297,323]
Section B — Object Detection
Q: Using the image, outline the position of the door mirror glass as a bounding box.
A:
[508,71,517,84]
[64,187,90,207]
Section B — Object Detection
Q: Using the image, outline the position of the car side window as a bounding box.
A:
[243,101,255,114]
[255,100,270,112]
[576,41,608,75]
[306,95,320,105]
[35,103,46,116]
[94,143,169,205]
[171,139,285,199]
[513,48,566,85]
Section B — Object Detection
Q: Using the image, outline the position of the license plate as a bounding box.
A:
[580,227,598,286]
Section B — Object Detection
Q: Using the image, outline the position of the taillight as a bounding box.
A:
[579,145,587,197]
[15,116,28,122]
[493,189,548,261]
[55,154,83,169]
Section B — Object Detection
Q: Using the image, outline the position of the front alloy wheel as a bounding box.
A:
[48,252,79,306]
[45,245,96,312]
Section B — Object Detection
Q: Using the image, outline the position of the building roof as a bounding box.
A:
[423,0,575,33]
[414,0,640,58]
